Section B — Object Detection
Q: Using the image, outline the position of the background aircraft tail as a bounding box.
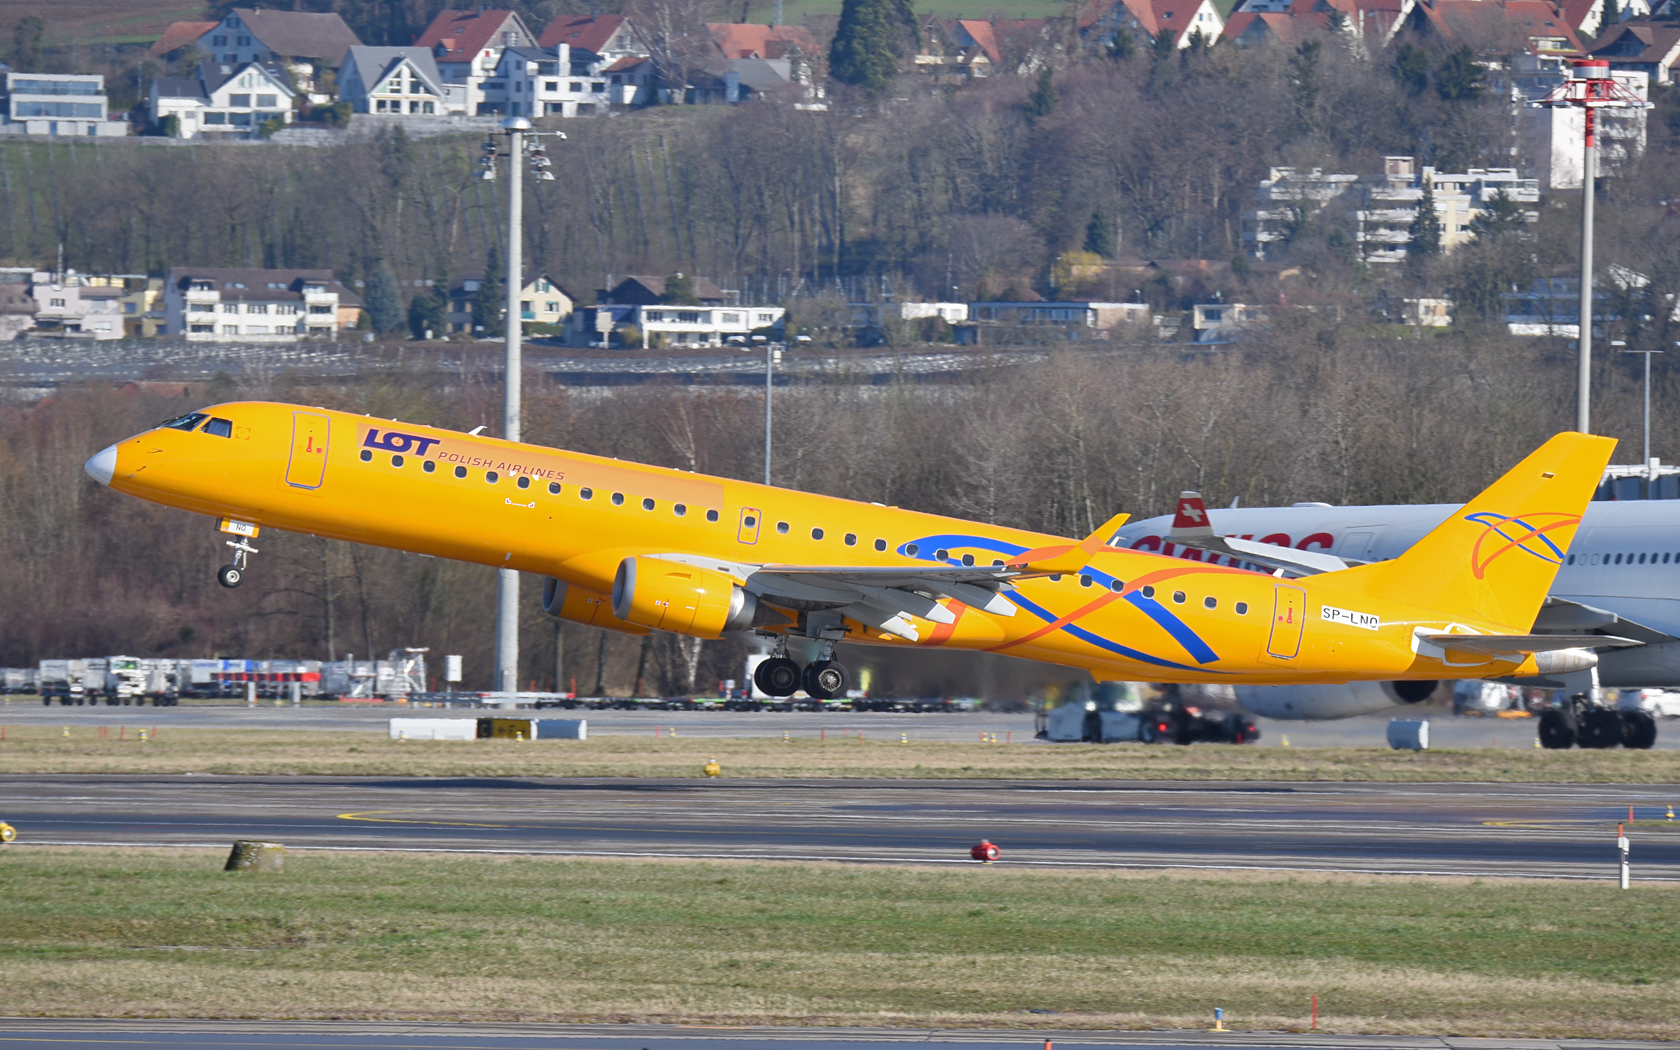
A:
[1328,432,1615,631]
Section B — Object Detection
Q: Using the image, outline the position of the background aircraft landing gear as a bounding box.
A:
[217,535,259,589]
[1620,709,1657,750]
[1538,706,1577,749]
[1578,707,1624,749]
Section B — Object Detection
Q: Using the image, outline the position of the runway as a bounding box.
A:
[3,775,1675,880]
[0,1021,1670,1050]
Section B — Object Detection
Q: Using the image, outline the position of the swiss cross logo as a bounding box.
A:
[1178,500,1204,523]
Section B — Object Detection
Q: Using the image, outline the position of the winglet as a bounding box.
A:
[1009,512,1131,575]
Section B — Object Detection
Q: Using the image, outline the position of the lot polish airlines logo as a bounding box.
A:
[1462,510,1578,579]
[363,428,441,457]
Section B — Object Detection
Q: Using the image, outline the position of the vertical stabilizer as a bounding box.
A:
[1329,432,1615,631]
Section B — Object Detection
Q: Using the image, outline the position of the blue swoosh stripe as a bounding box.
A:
[1008,591,1217,674]
[900,533,1030,565]
[1125,592,1221,664]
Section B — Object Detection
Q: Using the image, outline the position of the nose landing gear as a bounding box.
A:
[217,536,258,589]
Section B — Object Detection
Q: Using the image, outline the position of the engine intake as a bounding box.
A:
[611,556,758,638]
[541,577,650,636]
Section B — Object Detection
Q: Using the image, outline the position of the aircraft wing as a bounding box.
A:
[746,564,1027,641]
[1534,597,1677,645]
[1418,633,1643,655]
[1168,491,1359,576]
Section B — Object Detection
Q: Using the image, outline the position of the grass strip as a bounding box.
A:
[0,848,1673,1037]
[1,725,1680,781]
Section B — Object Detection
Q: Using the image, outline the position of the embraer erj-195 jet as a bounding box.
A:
[1117,487,1679,724]
[86,403,1627,699]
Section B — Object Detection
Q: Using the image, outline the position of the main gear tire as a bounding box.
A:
[1621,709,1658,750]
[1537,707,1577,749]
[753,657,802,698]
[802,661,848,701]
[1579,707,1624,749]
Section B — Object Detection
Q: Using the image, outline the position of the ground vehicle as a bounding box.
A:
[1617,689,1680,719]
[1452,681,1525,716]
[1042,685,1258,745]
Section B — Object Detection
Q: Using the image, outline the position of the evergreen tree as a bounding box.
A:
[1468,189,1526,239]
[1106,28,1136,61]
[1083,210,1115,258]
[11,16,43,73]
[471,248,504,339]
[408,284,449,340]
[1151,27,1176,57]
[1393,43,1429,97]
[1408,179,1444,262]
[1288,39,1321,137]
[830,0,916,94]
[1600,0,1620,34]
[662,272,699,305]
[363,258,404,334]
[1025,66,1056,121]
[1434,45,1483,102]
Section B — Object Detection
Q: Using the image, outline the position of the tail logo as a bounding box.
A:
[1463,511,1579,579]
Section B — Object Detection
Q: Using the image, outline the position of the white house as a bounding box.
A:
[1,73,128,137]
[337,46,449,115]
[151,61,297,139]
[29,272,125,339]
[164,267,360,342]
[484,45,608,116]
[565,303,785,348]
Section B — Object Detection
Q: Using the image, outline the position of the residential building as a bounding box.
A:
[483,46,608,117]
[337,47,450,114]
[1592,21,1680,86]
[565,303,784,348]
[850,302,970,326]
[919,18,1057,75]
[146,21,219,65]
[447,273,575,334]
[1,73,128,137]
[1503,63,1649,189]
[0,268,33,341]
[1078,0,1158,52]
[1191,301,1266,342]
[1224,0,1411,49]
[193,8,360,99]
[163,268,361,342]
[966,301,1152,332]
[1152,0,1226,44]
[599,275,730,306]
[565,303,639,347]
[150,61,298,139]
[28,271,131,339]
[416,9,538,115]
[1246,156,1539,264]
[538,14,646,62]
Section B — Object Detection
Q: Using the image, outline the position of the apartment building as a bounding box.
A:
[164,267,361,341]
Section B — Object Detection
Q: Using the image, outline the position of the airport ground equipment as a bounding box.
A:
[475,717,587,740]
[1138,701,1259,745]
[970,839,1000,862]
[0,821,14,843]
[388,718,479,741]
[0,668,36,693]
[1386,719,1429,750]
[224,840,284,873]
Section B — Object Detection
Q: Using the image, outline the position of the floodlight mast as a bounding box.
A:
[1531,59,1651,435]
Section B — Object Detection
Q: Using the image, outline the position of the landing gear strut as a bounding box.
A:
[751,635,849,701]
[217,536,258,589]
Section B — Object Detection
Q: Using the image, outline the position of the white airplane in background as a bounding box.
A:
[1116,470,1680,747]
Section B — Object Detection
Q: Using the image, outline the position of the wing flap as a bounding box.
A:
[1420,633,1643,654]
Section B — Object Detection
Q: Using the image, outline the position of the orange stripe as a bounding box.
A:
[920,600,966,646]
[987,562,1258,655]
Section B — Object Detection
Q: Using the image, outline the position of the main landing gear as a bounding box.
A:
[217,536,258,589]
[1538,694,1657,750]
[753,638,850,701]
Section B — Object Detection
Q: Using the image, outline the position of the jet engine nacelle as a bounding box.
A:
[611,556,758,638]
[1234,679,1439,721]
[541,577,650,636]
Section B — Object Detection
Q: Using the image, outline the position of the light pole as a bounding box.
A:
[1533,59,1650,435]
[1620,340,1665,472]
[479,116,561,694]
[755,335,781,486]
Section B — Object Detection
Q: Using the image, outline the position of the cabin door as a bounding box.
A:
[1266,585,1307,659]
[285,411,330,489]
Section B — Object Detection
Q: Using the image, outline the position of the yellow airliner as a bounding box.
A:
[86,402,1623,698]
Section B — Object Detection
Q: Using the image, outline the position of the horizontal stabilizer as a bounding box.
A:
[1419,633,1642,655]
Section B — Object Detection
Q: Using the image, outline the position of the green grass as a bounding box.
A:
[0,848,1673,1035]
[3,724,1680,782]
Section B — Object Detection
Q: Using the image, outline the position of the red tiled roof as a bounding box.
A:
[954,19,1002,62]
[415,9,533,60]
[539,14,628,52]
[705,22,820,59]
[603,55,650,72]
[1150,0,1220,36]
[1224,10,1299,42]
[1557,0,1601,30]
[147,21,217,61]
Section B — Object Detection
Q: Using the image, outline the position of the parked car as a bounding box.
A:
[1616,689,1680,719]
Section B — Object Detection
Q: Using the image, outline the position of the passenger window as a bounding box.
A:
[202,417,234,438]
[611,492,624,506]
[1567,554,1574,565]
[159,412,207,431]
[874,539,886,551]
[706,509,719,522]
[391,455,404,468]
[580,488,593,500]
[1172,591,1186,604]
[1235,602,1249,615]
[547,481,560,494]
[935,548,949,560]
[846,533,858,547]
[486,471,499,483]
[642,497,654,510]
[1111,580,1125,592]
[777,521,789,534]
[906,543,920,557]
[1666,553,1673,564]
[517,476,530,489]
[674,503,686,516]
[960,553,973,565]
[360,449,373,462]
[1142,585,1156,598]
[423,461,436,474]
[454,465,467,478]
[1080,575,1092,587]
[1204,596,1217,609]
[811,527,824,540]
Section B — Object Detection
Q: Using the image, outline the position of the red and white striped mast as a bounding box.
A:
[1532,58,1650,434]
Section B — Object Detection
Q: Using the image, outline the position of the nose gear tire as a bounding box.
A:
[216,564,244,588]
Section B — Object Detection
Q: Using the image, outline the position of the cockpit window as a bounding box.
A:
[202,417,233,438]
[159,413,207,431]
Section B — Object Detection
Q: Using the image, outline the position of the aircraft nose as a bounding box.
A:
[84,444,117,486]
